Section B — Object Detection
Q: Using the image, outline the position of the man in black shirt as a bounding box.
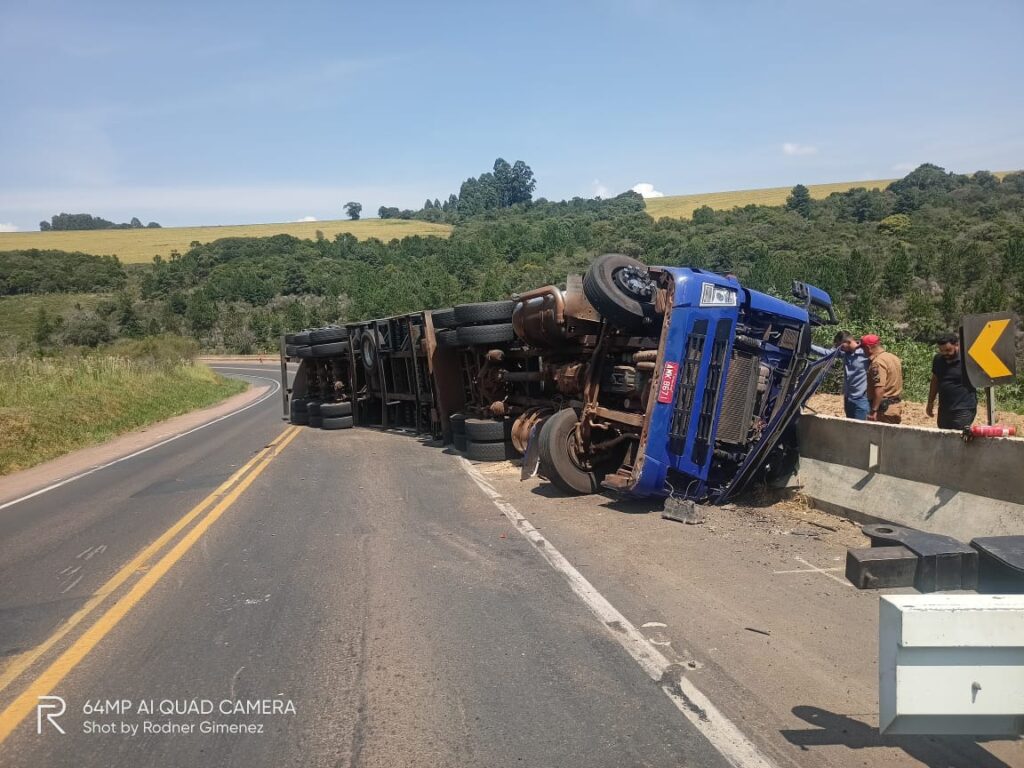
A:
[926,332,977,429]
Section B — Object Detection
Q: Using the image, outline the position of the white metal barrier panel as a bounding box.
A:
[880,594,1024,735]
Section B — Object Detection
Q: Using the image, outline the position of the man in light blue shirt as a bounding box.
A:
[834,330,870,420]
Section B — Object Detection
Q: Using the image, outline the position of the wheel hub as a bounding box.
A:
[613,266,655,301]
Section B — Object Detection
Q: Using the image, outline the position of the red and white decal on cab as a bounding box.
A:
[657,362,679,404]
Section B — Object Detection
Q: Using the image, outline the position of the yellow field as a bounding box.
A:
[644,179,898,220]
[0,219,453,264]
[645,171,1015,220]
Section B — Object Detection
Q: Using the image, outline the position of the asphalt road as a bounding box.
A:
[0,363,1020,768]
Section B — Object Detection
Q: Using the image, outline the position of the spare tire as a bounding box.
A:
[456,323,515,346]
[320,401,353,418]
[454,301,514,326]
[360,329,381,370]
[464,418,506,442]
[322,415,354,430]
[312,340,350,358]
[465,440,513,462]
[583,253,659,333]
[310,326,349,344]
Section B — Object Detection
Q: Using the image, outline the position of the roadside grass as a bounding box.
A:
[0,294,106,351]
[0,219,453,264]
[0,350,246,475]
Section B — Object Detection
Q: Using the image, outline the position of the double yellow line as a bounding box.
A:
[0,424,302,745]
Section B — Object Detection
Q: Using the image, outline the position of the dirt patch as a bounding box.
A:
[806,392,1024,433]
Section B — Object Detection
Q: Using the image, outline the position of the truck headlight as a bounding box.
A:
[699,282,737,307]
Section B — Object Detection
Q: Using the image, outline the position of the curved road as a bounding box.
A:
[0,364,731,768]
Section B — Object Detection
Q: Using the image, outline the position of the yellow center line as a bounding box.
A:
[0,424,301,745]
[0,425,297,697]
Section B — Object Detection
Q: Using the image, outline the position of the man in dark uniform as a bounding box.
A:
[926,332,977,429]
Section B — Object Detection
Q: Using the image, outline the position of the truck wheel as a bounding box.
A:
[320,401,352,418]
[360,330,381,370]
[449,412,467,435]
[307,401,323,428]
[311,340,350,358]
[322,415,354,430]
[464,418,506,442]
[454,301,515,326]
[538,408,619,495]
[431,308,457,329]
[453,433,468,452]
[293,331,311,345]
[583,253,658,333]
[309,326,349,344]
[456,323,515,346]
[465,439,512,462]
[436,329,459,347]
[285,344,298,357]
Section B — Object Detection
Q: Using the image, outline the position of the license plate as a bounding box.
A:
[657,362,679,404]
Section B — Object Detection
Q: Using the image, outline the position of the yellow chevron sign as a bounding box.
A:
[962,312,1017,388]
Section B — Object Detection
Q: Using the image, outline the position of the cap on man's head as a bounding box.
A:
[860,334,881,348]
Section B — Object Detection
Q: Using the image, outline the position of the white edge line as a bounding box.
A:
[458,457,779,768]
[0,373,280,513]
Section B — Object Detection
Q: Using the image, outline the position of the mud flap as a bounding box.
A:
[521,423,542,481]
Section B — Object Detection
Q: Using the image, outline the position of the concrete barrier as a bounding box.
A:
[796,414,1024,541]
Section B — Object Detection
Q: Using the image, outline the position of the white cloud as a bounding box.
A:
[591,179,610,198]
[631,182,664,198]
[782,142,818,157]
[0,222,18,232]
[296,215,317,222]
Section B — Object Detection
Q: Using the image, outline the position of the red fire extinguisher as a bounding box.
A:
[964,424,1017,440]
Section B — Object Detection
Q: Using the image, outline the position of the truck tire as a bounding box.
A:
[294,345,313,358]
[538,408,618,495]
[431,308,457,329]
[436,329,459,347]
[453,433,468,452]
[360,330,381,370]
[307,401,323,428]
[583,253,658,333]
[311,340,350,358]
[464,418,506,442]
[285,344,298,357]
[284,333,297,344]
[293,331,311,345]
[320,401,352,418]
[309,326,349,344]
[465,439,512,462]
[456,323,515,346]
[290,411,309,426]
[449,412,467,435]
[454,300,515,326]
[322,415,354,430]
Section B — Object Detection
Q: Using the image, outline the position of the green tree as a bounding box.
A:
[33,305,53,347]
[186,293,218,335]
[785,184,812,218]
[344,202,362,220]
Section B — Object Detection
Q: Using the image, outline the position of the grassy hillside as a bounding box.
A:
[644,172,1013,220]
[0,219,453,264]
[0,293,106,350]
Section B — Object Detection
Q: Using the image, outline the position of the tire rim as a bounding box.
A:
[612,265,655,301]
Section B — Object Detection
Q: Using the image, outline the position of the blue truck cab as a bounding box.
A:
[596,265,837,503]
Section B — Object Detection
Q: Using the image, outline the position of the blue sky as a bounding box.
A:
[1,0,1021,230]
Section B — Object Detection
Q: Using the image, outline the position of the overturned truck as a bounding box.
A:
[283,254,837,504]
